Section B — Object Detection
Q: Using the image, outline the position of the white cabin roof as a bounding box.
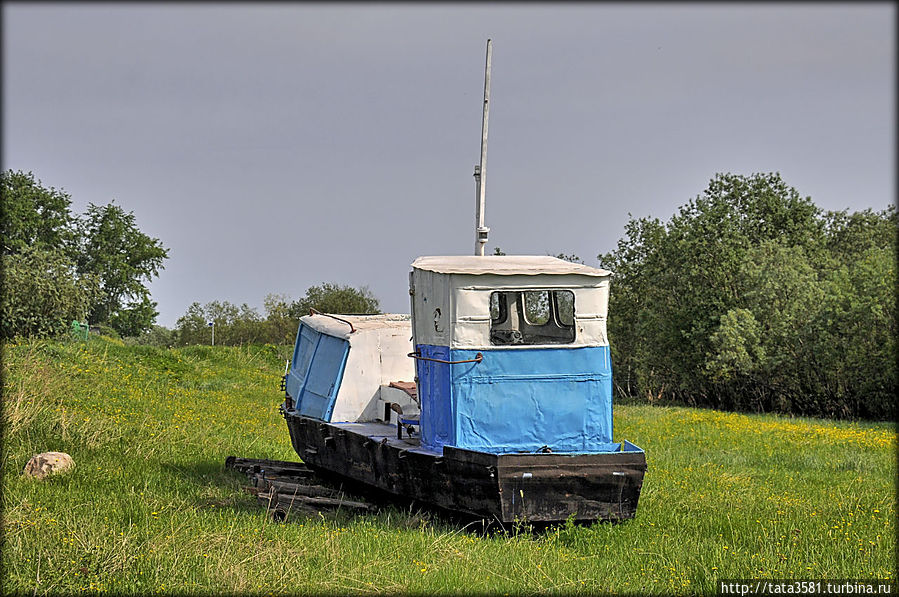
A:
[411,255,611,277]
[300,313,411,340]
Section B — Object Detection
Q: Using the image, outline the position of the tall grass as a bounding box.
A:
[2,337,895,595]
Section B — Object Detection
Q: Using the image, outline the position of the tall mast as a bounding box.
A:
[474,39,492,256]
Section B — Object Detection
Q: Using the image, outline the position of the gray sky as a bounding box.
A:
[4,3,895,328]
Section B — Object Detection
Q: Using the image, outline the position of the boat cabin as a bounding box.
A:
[410,255,619,454]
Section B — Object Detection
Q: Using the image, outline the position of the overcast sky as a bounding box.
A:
[4,3,895,327]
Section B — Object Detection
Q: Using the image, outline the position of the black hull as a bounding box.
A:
[283,411,646,523]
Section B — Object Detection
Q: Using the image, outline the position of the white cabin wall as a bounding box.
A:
[330,332,382,422]
[451,274,611,349]
[329,320,414,422]
[411,269,451,347]
[358,326,416,422]
[453,286,491,348]
[377,326,416,385]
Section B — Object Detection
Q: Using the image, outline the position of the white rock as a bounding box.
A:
[23,452,75,479]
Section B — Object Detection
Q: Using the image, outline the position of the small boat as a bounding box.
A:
[280,41,646,523]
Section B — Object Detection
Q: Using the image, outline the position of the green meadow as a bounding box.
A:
[2,337,895,595]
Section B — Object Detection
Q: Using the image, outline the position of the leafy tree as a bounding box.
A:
[705,308,765,382]
[554,253,583,264]
[123,324,176,348]
[0,246,100,339]
[173,284,382,346]
[264,293,298,345]
[813,206,896,416]
[705,241,825,413]
[289,283,380,317]
[600,172,896,420]
[227,302,266,345]
[813,243,896,418]
[822,207,898,264]
[173,302,209,345]
[600,215,674,398]
[174,300,267,346]
[75,202,169,336]
[108,295,159,339]
[1,171,169,339]
[1,170,77,256]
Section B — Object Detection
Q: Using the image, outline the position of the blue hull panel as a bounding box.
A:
[285,323,349,421]
[416,344,615,454]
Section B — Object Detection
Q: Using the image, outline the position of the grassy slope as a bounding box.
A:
[2,337,895,595]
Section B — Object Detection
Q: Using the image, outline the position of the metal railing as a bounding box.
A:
[407,351,483,365]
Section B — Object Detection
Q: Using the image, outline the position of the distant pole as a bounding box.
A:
[474,39,492,256]
[208,321,215,346]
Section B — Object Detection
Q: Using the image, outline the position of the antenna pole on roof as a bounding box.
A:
[474,39,492,256]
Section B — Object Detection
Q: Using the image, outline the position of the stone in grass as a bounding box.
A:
[23,452,75,479]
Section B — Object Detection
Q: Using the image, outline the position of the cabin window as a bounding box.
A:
[489,290,576,345]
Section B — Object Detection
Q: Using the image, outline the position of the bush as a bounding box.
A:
[123,325,175,348]
[0,246,99,340]
[94,324,121,339]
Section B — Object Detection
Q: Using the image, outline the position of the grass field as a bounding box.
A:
[2,336,895,595]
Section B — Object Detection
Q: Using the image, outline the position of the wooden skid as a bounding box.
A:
[225,456,375,517]
[283,414,647,523]
[225,456,316,479]
[258,491,375,513]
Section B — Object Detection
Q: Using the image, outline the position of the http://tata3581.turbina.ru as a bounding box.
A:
[278,41,646,524]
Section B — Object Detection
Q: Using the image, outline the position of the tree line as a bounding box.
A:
[597,172,896,421]
[1,170,381,345]
[87,282,380,348]
[3,169,894,420]
[168,284,380,347]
